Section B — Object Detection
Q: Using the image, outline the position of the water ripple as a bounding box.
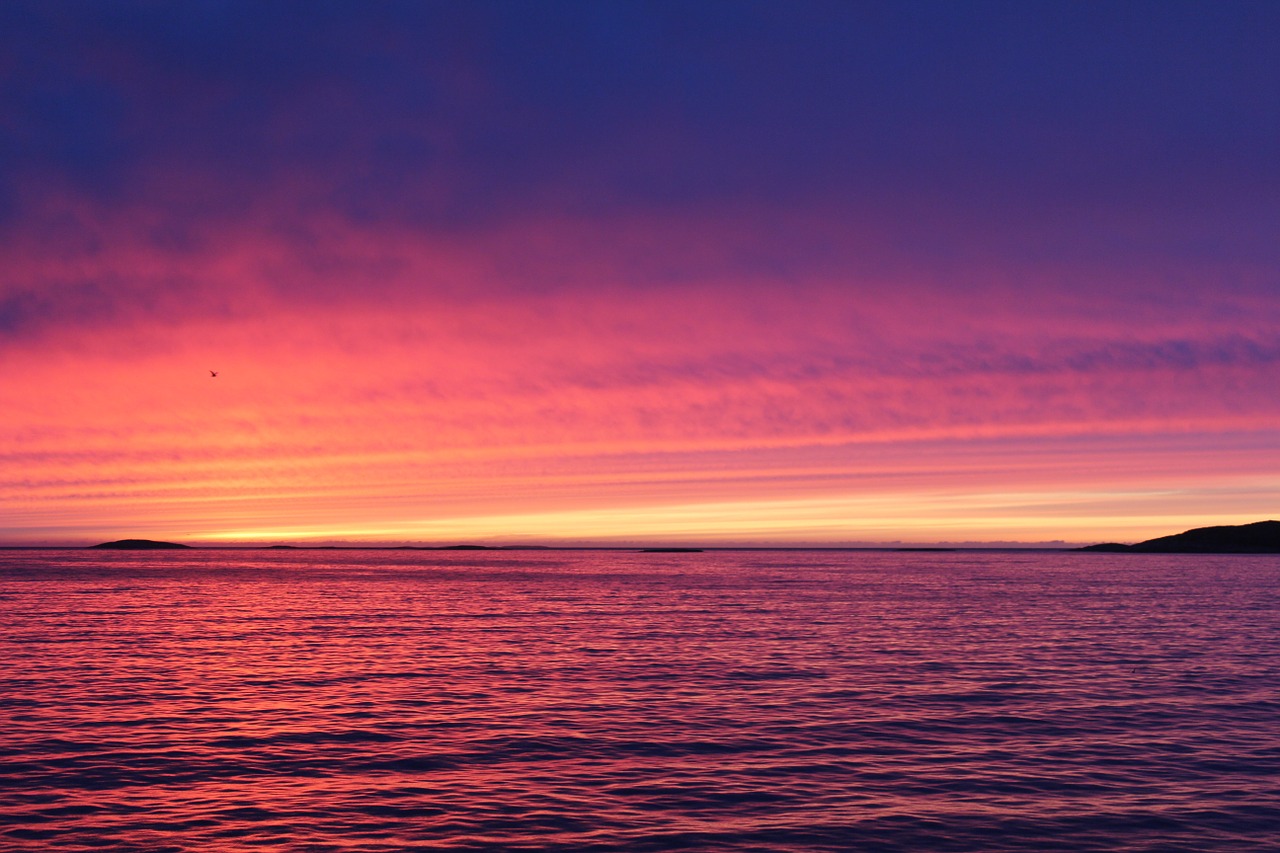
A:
[2,550,1278,850]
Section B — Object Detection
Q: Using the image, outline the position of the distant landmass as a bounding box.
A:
[1081,520,1280,553]
[90,539,192,550]
[73,524,1279,553]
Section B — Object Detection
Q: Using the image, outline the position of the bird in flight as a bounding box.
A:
[209,370,219,378]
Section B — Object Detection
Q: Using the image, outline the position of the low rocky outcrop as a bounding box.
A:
[1081,520,1280,553]
[90,539,192,550]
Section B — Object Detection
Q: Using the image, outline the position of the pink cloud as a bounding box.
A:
[1,177,1277,545]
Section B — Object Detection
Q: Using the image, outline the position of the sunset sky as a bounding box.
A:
[2,1,1278,546]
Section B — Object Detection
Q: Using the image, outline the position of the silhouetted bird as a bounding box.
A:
[209,370,219,377]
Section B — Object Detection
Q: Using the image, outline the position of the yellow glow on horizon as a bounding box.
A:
[195,487,1273,546]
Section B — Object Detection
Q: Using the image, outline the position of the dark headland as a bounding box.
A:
[1081,520,1280,554]
[90,539,192,550]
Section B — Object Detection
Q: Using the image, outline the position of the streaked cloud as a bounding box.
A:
[2,2,1277,544]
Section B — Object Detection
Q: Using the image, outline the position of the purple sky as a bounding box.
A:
[2,1,1278,545]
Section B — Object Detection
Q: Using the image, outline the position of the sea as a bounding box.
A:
[2,548,1277,851]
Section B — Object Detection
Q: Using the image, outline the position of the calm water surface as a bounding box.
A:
[2,549,1278,851]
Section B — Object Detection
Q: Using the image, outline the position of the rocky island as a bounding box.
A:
[1081,520,1280,553]
[90,539,192,550]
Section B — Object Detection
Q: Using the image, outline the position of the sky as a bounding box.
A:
[2,0,1278,546]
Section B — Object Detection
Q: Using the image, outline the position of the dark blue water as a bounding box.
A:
[2,549,1278,851]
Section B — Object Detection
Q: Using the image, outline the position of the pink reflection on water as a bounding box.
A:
[2,549,1278,850]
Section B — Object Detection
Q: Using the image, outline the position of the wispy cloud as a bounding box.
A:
[2,2,1278,543]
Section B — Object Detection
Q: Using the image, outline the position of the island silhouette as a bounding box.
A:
[90,539,192,550]
[1081,520,1280,553]
[83,520,1280,553]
